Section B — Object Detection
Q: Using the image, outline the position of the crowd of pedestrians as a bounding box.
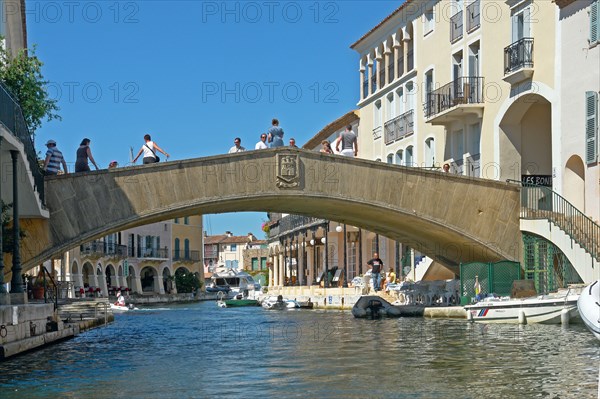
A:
[41,118,359,176]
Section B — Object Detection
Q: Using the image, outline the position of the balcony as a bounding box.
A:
[81,241,127,258]
[466,153,481,177]
[173,250,201,262]
[384,110,415,145]
[133,247,169,259]
[466,0,480,33]
[424,77,484,125]
[450,11,463,43]
[503,38,534,85]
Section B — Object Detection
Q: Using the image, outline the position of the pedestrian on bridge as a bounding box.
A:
[43,139,68,175]
[133,134,169,164]
[75,138,99,173]
[255,133,268,150]
[267,118,284,148]
[229,137,246,153]
[335,125,358,157]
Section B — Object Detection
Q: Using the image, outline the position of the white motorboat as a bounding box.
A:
[261,295,298,310]
[110,303,137,312]
[208,267,261,299]
[577,281,600,340]
[464,288,581,324]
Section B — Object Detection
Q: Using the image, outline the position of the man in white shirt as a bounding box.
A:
[229,137,246,153]
[255,134,268,150]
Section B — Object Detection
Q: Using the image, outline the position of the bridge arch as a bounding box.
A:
[19,149,521,273]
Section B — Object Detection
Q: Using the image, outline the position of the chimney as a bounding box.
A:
[248,233,254,241]
[226,231,233,237]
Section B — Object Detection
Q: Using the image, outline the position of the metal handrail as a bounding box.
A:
[517,181,600,261]
[424,76,484,118]
[0,81,45,203]
[40,266,58,310]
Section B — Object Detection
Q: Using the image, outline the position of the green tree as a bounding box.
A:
[0,40,60,133]
[175,269,202,293]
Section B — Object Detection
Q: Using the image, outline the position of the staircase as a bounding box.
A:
[57,299,112,323]
[521,184,600,262]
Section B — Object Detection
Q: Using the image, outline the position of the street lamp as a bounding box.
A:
[335,225,343,233]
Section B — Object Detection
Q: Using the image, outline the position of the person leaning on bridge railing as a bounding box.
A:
[133,134,170,164]
[43,139,68,175]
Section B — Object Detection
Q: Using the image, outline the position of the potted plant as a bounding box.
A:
[32,277,45,300]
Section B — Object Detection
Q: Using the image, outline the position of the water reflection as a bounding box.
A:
[0,302,597,398]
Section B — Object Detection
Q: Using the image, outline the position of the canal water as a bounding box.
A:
[0,302,598,398]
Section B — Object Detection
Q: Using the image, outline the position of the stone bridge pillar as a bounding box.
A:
[272,252,278,288]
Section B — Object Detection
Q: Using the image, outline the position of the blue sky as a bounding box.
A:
[28,0,401,236]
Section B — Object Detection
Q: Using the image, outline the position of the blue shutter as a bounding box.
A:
[586,91,598,164]
[592,1,599,44]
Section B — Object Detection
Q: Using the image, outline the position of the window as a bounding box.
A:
[184,239,190,258]
[512,7,530,43]
[586,91,598,164]
[387,154,394,164]
[174,218,179,224]
[386,92,395,121]
[174,238,180,259]
[424,8,435,36]
[374,100,382,127]
[405,146,414,167]
[395,150,403,165]
[184,217,189,225]
[230,244,237,251]
[425,138,435,167]
[591,1,599,44]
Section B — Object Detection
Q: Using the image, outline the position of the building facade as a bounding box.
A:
[60,216,204,297]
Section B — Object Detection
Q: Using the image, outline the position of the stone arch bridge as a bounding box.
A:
[19,148,521,273]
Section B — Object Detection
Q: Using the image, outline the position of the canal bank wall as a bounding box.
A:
[267,287,467,318]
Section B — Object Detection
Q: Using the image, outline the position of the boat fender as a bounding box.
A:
[518,310,526,325]
[467,310,473,322]
[561,308,570,326]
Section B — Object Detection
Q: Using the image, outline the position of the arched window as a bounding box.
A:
[174,238,180,260]
[395,150,403,165]
[424,137,435,167]
[405,146,414,167]
[387,154,394,164]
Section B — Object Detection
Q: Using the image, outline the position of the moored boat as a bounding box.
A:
[577,281,600,340]
[351,295,402,318]
[110,303,137,312]
[464,288,581,324]
[223,298,259,307]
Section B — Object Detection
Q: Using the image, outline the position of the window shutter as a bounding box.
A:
[592,1,599,44]
[512,14,518,43]
[586,91,598,164]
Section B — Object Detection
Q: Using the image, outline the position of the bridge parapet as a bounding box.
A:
[19,148,521,272]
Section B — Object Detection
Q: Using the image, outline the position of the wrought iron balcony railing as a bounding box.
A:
[134,247,169,259]
[466,0,480,32]
[450,10,463,43]
[373,126,382,140]
[0,81,45,204]
[81,241,127,257]
[173,250,201,261]
[384,110,415,145]
[504,38,534,74]
[424,77,484,118]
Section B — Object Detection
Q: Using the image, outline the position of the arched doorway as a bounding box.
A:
[82,262,94,288]
[140,266,158,293]
[105,264,117,289]
[127,265,137,292]
[564,155,585,211]
[498,93,552,184]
